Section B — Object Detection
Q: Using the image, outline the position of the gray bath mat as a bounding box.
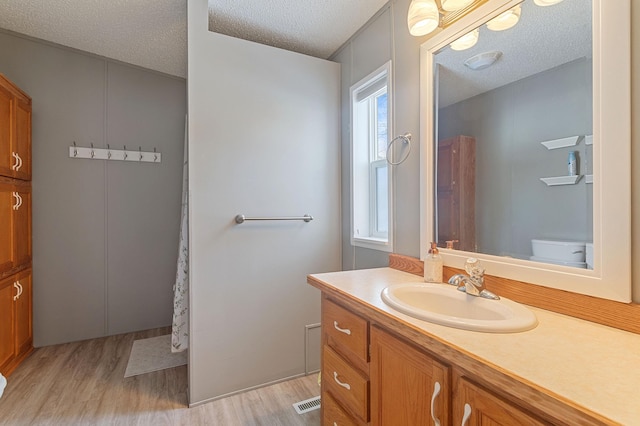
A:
[124,334,187,377]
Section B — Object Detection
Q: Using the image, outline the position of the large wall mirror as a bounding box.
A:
[420,0,631,302]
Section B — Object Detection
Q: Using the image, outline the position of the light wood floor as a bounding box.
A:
[0,327,321,425]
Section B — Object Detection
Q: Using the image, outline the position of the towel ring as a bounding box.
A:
[386,133,412,165]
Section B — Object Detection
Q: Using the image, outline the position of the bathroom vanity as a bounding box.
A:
[308,265,640,425]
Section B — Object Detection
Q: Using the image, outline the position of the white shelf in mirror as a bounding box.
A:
[585,135,593,146]
[540,135,582,150]
[540,175,582,186]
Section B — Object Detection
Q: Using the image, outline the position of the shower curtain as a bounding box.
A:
[172,120,189,352]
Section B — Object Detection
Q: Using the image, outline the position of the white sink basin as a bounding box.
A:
[381,283,537,333]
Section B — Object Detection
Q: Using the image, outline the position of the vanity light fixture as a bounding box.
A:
[534,0,564,5]
[450,28,479,51]
[407,0,440,36]
[441,0,475,12]
[464,50,502,70]
[486,5,521,31]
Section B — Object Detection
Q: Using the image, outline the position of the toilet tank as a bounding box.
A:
[531,239,586,262]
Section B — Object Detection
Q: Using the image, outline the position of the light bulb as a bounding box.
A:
[450,28,479,51]
[486,5,521,31]
[534,0,564,5]
[407,0,440,36]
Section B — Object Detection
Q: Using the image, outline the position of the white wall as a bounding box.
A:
[188,0,340,405]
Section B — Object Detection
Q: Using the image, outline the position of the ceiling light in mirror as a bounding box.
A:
[408,0,440,36]
[534,0,564,5]
[486,5,521,31]
[441,0,475,11]
[463,50,502,69]
[450,28,479,51]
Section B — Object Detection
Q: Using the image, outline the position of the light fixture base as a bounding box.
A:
[464,51,502,70]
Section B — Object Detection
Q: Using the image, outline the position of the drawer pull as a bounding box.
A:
[13,282,22,300]
[430,381,441,426]
[333,321,351,335]
[461,403,472,426]
[11,152,19,170]
[333,371,351,390]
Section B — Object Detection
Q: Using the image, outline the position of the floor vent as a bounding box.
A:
[293,396,321,414]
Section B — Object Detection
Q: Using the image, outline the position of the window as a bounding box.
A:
[351,61,393,251]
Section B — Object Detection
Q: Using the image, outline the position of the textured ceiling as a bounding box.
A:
[436,0,592,107]
[208,0,388,59]
[0,0,388,79]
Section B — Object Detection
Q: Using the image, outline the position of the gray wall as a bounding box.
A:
[332,3,423,270]
[0,30,186,346]
[439,59,593,259]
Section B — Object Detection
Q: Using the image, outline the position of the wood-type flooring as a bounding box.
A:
[0,327,320,425]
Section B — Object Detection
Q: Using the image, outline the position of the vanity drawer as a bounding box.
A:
[322,390,364,426]
[323,298,369,367]
[323,345,369,422]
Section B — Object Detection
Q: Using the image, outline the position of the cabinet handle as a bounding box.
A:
[333,321,351,335]
[333,371,351,390]
[430,381,441,426]
[15,153,23,171]
[12,192,23,210]
[461,403,472,426]
[16,281,23,298]
[13,282,20,301]
[11,152,19,170]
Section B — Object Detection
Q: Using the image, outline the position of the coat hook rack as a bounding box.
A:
[68,143,162,163]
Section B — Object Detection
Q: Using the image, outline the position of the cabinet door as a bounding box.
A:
[0,84,12,178]
[0,275,16,371]
[13,183,31,267]
[0,181,16,274]
[13,96,31,181]
[454,376,547,426]
[370,326,450,426]
[14,269,32,356]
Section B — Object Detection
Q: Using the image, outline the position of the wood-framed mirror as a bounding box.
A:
[419,0,631,302]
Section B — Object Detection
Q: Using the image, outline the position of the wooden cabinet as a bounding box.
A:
[0,269,32,375]
[453,375,546,425]
[0,75,31,181]
[370,325,449,426]
[437,135,475,252]
[0,179,31,275]
[320,293,551,426]
[321,297,369,425]
[0,75,32,377]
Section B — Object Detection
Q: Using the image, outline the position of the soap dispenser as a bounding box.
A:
[424,242,443,283]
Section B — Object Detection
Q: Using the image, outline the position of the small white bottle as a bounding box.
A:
[424,242,443,283]
[568,151,577,176]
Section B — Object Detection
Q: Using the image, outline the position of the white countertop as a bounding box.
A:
[309,267,640,425]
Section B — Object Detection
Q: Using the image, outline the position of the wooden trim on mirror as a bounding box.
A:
[389,253,640,335]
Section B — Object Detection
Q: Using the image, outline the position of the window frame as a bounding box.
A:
[350,61,394,252]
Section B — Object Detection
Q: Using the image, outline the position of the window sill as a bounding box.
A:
[352,237,393,252]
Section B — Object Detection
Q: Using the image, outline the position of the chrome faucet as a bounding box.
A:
[448,258,500,300]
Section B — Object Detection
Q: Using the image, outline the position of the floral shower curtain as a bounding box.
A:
[172,120,189,352]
